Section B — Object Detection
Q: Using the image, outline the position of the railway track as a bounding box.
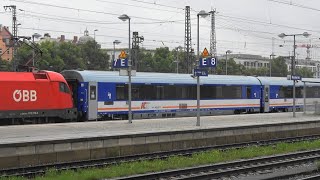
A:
[1,135,320,178]
[113,149,320,180]
[300,174,320,180]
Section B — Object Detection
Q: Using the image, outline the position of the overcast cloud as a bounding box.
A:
[1,0,320,59]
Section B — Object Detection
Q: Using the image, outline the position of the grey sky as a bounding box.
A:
[1,0,320,59]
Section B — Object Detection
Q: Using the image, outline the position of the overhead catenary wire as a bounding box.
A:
[15,10,288,45]
[19,10,288,41]
[9,0,180,22]
[4,0,320,59]
[96,0,184,14]
[11,0,320,35]
[268,0,320,12]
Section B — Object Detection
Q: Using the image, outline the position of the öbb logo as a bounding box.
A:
[13,90,37,102]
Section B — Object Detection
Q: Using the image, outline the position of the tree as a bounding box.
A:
[15,40,109,72]
[15,41,65,71]
[152,47,175,73]
[215,58,245,75]
[16,44,33,66]
[58,42,84,70]
[295,67,314,78]
[215,59,226,75]
[138,50,154,72]
[271,56,288,77]
[79,41,110,70]
[36,41,65,72]
[171,48,188,74]
[0,58,11,71]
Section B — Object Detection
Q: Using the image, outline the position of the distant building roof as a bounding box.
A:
[78,29,94,44]
[228,54,268,60]
[38,33,78,44]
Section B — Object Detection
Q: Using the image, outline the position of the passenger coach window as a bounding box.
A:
[90,86,96,100]
[116,85,127,100]
[115,84,241,100]
[278,86,303,98]
[59,82,70,94]
[221,86,242,99]
[307,87,320,98]
[246,87,251,98]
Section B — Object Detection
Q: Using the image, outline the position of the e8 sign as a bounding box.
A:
[199,57,217,68]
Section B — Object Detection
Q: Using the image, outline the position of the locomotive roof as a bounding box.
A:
[0,71,66,82]
[61,70,261,85]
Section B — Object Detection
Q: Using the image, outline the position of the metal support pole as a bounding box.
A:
[303,81,306,115]
[128,18,132,124]
[32,36,35,66]
[196,14,200,126]
[293,35,296,118]
[270,37,274,77]
[113,42,115,64]
[269,55,272,77]
[226,52,228,75]
[176,61,178,74]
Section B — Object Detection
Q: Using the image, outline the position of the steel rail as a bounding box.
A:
[114,149,320,180]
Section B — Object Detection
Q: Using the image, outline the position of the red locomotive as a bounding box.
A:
[0,71,77,124]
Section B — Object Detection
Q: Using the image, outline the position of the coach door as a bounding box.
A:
[88,82,98,120]
[264,85,270,112]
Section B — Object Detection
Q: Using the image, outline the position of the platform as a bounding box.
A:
[1,112,320,169]
[0,112,317,145]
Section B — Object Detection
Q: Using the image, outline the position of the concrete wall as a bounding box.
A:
[1,120,320,169]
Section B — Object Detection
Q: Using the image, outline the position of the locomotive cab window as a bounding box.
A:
[59,82,70,94]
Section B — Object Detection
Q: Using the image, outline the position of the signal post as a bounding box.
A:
[194,48,217,126]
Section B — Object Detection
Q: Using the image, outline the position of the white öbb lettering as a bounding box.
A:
[13,90,37,102]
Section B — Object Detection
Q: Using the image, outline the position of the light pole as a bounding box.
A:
[113,40,121,62]
[278,32,310,118]
[94,29,98,41]
[173,60,179,74]
[196,10,210,126]
[225,50,232,75]
[32,33,41,67]
[174,46,182,74]
[269,53,275,77]
[119,14,132,124]
[94,29,98,50]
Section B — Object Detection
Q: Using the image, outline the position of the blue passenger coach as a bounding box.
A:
[256,77,305,112]
[61,70,320,121]
[62,70,264,120]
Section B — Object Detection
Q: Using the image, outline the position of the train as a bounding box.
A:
[0,71,77,124]
[1,69,320,124]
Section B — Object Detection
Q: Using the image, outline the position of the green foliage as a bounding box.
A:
[271,56,288,77]
[152,47,175,73]
[12,42,293,77]
[16,44,33,65]
[58,42,84,70]
[79,41,109,70]
[295,67,314,78]
[0,58,11,71]
[14,40,110,72]
[138,51,154,72]
[37,41,65,72]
